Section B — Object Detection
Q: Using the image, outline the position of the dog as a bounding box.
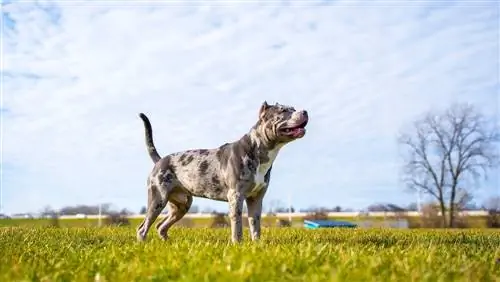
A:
[136,101,308,243]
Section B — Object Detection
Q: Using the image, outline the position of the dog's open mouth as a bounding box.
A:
[280,119,308,138]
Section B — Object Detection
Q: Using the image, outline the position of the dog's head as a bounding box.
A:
[254,101,309,145]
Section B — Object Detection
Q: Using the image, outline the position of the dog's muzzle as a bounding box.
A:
[280,110,308,138]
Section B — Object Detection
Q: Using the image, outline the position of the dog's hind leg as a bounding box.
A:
[156,192,193,240]
[136,185,167,242]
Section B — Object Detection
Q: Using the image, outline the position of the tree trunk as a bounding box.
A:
[439,198,447,228]
[448,183,457,228]
[448,207,455,228]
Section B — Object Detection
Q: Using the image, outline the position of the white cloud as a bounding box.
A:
[1,1,498,214]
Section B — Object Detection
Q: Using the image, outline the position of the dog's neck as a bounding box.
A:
[239,126,283,165]
[248,126,273,149]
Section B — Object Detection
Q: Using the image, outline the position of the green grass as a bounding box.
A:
[1,227,499,282]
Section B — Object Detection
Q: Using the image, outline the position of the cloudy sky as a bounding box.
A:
[1,0,499,214]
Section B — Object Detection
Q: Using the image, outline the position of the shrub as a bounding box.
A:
[210,212,229,228]
[276,219,292,227]
[103,213,130,227]
[452,214,471,228]
[303,210,328,221]
[46,214,60,228]
[419,204,444,228]
[266,211,277,217]
[486,210,500,228]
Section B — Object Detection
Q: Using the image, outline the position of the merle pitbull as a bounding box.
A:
[136,101,308,243]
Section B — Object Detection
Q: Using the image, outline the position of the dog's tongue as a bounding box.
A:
[292,128,305,137]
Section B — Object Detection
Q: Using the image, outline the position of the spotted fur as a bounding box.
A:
[136,101,308,243]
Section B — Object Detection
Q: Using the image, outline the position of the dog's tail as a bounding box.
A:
[138,113,161,163]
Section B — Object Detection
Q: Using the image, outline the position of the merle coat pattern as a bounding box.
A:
[136,101,308,243]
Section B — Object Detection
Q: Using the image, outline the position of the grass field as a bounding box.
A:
[1,227,499,282]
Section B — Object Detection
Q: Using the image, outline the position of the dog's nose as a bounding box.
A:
[302,110,308,119]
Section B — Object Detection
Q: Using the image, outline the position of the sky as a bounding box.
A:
[1,0,499,215]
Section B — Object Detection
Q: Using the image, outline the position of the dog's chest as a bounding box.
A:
[247,147,280,196]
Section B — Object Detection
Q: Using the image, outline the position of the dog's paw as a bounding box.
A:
[157,232,169,241]
[136,232,146,242]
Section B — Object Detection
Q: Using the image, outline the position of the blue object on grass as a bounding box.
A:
[303,219,357,229]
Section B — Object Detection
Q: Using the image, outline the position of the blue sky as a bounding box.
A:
[1,0,499,214]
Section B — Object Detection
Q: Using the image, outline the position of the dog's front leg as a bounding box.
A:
[227,189,244,243]
[246,193,264,241]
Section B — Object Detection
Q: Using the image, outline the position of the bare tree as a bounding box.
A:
[398,103,499,227]
[484,196,500,212]
[454,188,474,211]
[267,199,286,213]
[406,202,419,211]
[483,196,500,228]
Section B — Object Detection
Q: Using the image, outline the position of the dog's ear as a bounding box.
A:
[259,101,269,119]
